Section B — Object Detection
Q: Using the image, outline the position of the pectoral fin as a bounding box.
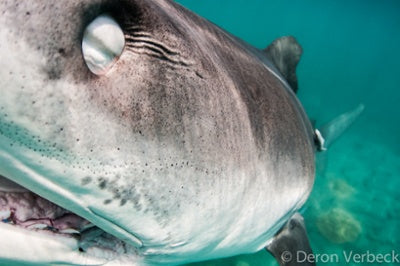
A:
[315,104,365,151]
[266,213,315,266]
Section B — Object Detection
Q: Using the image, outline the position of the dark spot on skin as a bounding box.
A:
[113,188,121,199]
[120,199,127,206]
[195,71,204,79]
[104,199,112,205]
[81,176,92,186]
[79,247,84,252]
[58,48,65,55]
[98,178,107,189]
[25,11,30,15]
[46,67,62,80]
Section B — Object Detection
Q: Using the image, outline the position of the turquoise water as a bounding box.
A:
[176,1,400,265]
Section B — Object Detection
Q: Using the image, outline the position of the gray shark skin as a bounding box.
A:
[0,0,315,265]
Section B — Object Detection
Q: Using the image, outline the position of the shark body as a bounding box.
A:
[0,0,315,265]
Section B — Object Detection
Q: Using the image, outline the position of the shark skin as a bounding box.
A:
[0,0,315,265]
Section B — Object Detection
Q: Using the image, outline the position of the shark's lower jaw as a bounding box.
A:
[0,175,129,259]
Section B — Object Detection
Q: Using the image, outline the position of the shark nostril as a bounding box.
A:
[82,14,125,75]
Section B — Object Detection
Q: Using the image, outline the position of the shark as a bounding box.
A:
[0,0,364,265]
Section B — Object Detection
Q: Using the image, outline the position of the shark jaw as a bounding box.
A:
[0,174,143,265]
[0,140,143,265]
[0,220,143,265]
[0,220,104,265]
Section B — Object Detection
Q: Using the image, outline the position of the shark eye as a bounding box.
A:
[82,14,125,75]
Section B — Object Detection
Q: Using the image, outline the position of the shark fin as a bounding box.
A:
[264,36,303,93]
[315,104,365,151]
[266,213,315,266]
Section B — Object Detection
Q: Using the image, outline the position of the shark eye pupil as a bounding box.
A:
[82,14,125,75]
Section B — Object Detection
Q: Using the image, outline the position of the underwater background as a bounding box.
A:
[176,0,400,265]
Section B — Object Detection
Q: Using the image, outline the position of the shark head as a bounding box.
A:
[0,0,316,265]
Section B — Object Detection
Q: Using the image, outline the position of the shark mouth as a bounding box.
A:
[0,174,129,256]
[0,175,92,235]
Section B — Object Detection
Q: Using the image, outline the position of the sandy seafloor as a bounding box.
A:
[175,0,400,265]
